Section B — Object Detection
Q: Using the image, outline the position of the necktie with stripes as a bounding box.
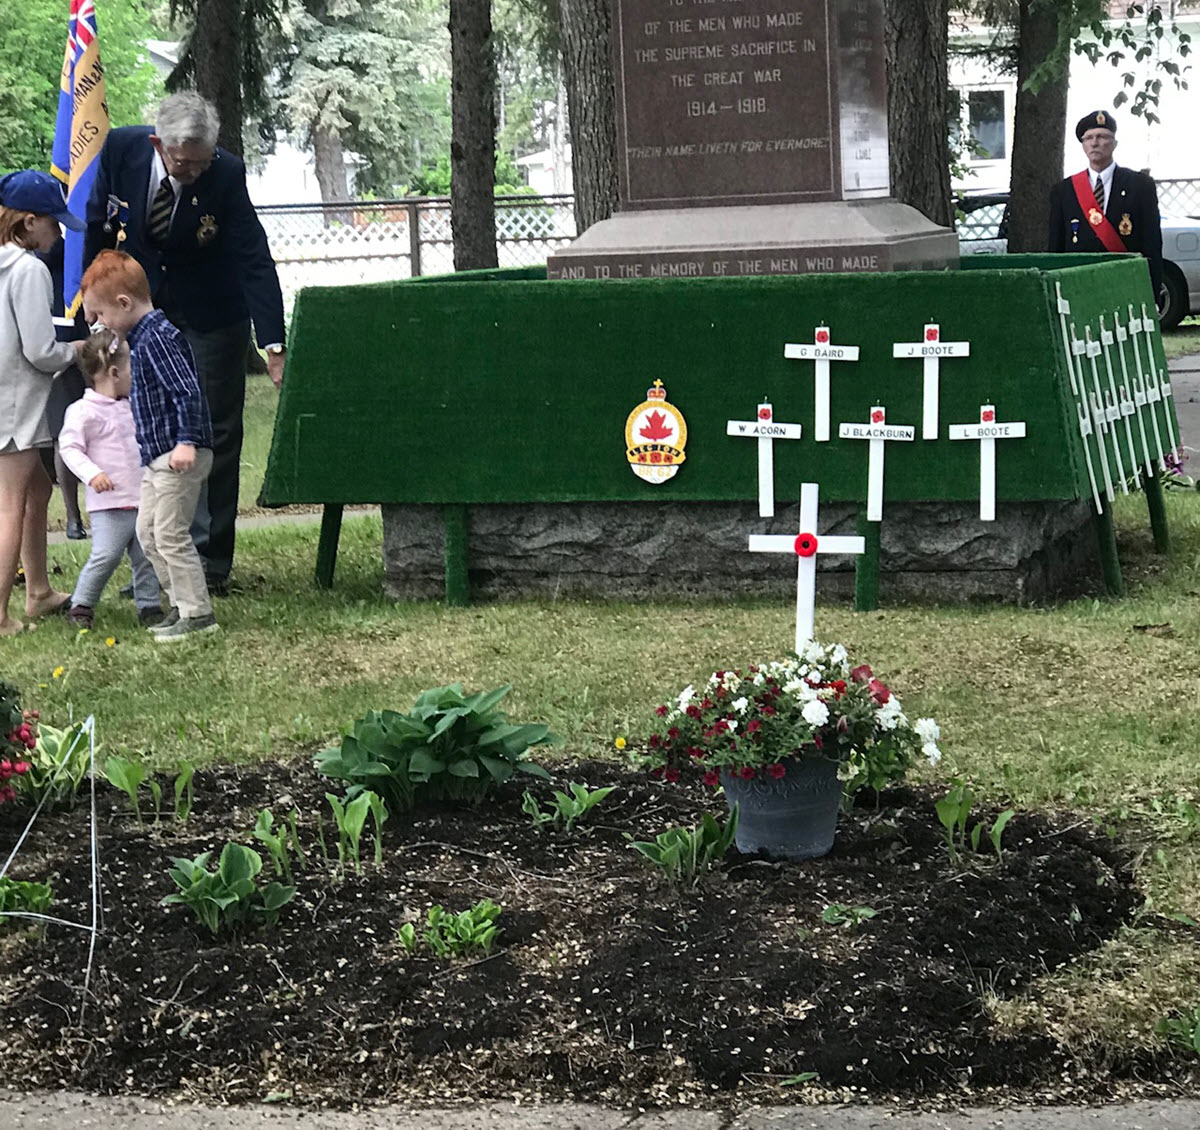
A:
[147,175,174,245]
[1093,174,1105,215]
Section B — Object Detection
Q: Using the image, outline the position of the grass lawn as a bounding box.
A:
[1163,315,1200,360]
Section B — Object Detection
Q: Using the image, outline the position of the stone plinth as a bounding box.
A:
[545,199,959,281]
[382,500,1100,604]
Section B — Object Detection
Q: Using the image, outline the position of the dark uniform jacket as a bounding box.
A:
[82,125,285,345]
[1047,164,1163,295]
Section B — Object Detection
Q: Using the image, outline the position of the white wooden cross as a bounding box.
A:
[748,482,865,652]
[948,405,1027,521]
[1141,302,1181,452]
[1099,314,1141,488]
[783,326,860,443]
[1112,311,1155,474]
[1072,322,1114,503]
[1054,283,1080,396]
[725,401,803,517]
[837,405,915,521]
[1128,304,1167,471]
[1086,326,1128,493]
[1075,400,1104,514]
[891,323,970,439]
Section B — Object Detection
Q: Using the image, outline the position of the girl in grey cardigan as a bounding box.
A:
[0,171,87,635]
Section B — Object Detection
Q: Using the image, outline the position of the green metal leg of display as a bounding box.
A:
[854,511,881,612]
[315,504,343,590]
[443,504,470,606]
[1094,498,1125,597]
[1144,463,1170,554]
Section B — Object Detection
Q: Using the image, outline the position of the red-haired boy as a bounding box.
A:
[80,250,218,641]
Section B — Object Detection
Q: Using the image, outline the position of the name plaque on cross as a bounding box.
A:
[1099,314,1140,488]
[948,405,1026,522]
[891,323,970,439]
[726,401,803,516]
[837,405,914,521]
[784,326,860,442]
[747,481,865,651]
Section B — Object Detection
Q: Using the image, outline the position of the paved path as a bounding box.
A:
[2,1093,1200,1129]
[1168,352,1200,455]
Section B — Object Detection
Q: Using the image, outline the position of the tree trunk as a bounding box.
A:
[312,125,353,227]
[192,0,245,156]
[884,0,952,228]
[450,0,498,270]
[1006,0,1069,252]
[559,0,618,232]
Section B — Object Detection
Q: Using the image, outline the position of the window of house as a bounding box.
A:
[967,89,1006,160]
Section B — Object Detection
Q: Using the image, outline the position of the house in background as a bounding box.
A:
[949,8,1200,200]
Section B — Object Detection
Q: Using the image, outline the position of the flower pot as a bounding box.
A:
[720,756,842,861]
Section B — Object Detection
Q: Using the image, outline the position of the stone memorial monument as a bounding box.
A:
[547,0,958,280]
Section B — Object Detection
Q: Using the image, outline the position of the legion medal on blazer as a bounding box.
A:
[1119,213,1133,236]
[197,214,219,246]
[103,194,129,244]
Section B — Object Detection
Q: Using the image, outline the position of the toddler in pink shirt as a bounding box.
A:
[59,329,161,628]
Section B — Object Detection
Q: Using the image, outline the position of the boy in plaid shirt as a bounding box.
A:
[80,250,218,641]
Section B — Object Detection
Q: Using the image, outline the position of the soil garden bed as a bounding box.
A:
[0,758,1168,1107]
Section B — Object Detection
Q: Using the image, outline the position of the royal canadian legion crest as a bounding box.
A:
[625,379,687,484]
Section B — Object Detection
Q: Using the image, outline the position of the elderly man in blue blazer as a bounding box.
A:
[84,92,286,595]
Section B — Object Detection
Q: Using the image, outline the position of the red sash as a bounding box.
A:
[1071,171,1128,252]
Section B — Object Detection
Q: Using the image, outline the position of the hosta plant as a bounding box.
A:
[627,808,739,889]
[315,683,556,810]
[162,843,295,935]
[0,876,52,923]
[634,644,942,799]
[522,782,615,832]
[402,898,502,960]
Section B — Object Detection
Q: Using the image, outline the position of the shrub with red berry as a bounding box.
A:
[632,644,943,798]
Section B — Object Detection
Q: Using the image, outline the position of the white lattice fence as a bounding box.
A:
[258,195,578,318]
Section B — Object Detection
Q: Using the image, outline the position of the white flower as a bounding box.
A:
[803,641,826,664]
[829,644,848,667]
[677,684,696,710]
[914,717,940,744]
[802,700,829,727]
[922,742,942,766]
[876,697,904,730]
[751,671,766,686]
[783,678,805,696]
[732,696,750,715]
[805,669,823,685]
[726,719,739,733]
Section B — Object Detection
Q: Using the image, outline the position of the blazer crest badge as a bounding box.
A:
[197,214,219,246]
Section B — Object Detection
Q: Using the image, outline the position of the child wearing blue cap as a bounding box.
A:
[0,170,89,635]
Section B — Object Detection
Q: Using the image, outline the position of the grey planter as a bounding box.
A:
[720,756,842,861]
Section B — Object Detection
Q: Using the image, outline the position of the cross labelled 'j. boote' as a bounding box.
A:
[725,401,803,517]
[748,482,865,653]
[784,327,860,442]
[948,405,1027,522]
[837,405,914,522]
[891,323,970,440]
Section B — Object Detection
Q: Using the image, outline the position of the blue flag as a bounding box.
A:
[51,0,109,317]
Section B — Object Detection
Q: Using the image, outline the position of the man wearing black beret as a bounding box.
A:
[1047,110,1163,298]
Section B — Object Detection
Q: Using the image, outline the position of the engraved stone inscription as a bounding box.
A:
[614,0,837,206]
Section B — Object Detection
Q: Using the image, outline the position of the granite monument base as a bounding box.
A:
[381,500,1100,604]
[545,199,959,281]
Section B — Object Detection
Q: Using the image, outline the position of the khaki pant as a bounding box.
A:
[137,448,214,620]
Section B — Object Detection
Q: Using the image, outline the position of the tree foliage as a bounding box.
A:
[0,0,162,173]
[275,0,452,195]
